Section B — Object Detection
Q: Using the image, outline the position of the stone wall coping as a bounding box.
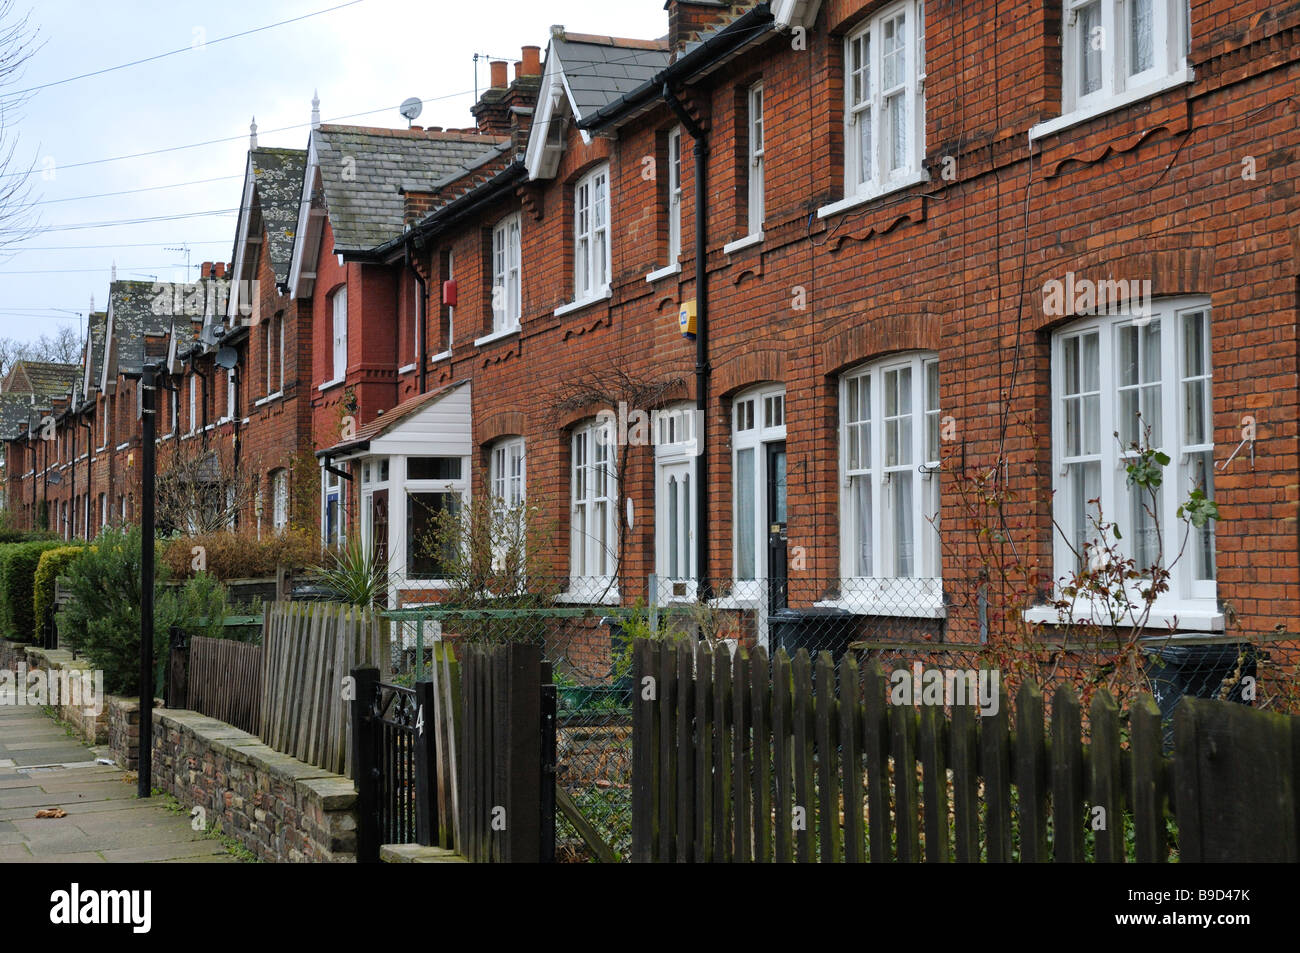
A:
[155,708,355,810]
[380,844,467,863]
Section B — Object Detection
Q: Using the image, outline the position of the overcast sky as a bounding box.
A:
[0,0,666,351]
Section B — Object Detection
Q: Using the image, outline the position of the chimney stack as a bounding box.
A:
[667,0,733,53]
[473,45,543,139]
[489,59,508,89]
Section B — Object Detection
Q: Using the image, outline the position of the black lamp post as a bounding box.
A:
[138,361,158,798]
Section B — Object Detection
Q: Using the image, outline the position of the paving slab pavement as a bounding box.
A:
[0,703,240,864]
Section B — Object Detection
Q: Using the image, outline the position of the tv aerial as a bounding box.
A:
[399,97,423,128]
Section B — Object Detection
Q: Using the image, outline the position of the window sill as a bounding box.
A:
[556,584,621,606]
[554,288,612,318]
[115,442,129,452]
[814,597,946,620]
[397,363,417,374]
[722,232,764,255]
[817,169,930,220]
[1022,599,1224,633]
[429,349,451,364]
[645,262,681,283]
[317,378,344,392]
[253,392,284,408]
[1028,66,1195,142]
[473,326,520,348]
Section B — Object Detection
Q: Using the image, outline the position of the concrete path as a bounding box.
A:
[0,703,240,863]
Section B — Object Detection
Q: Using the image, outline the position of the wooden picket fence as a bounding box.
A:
[186,636,263,733]
[260,601,391,778]
[631,640,1300,862]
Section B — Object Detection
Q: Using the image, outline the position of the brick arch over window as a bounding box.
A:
[478,411,527,446]
[820,311,940,377]
[714,348,787,398]
[1030,246,1217,328]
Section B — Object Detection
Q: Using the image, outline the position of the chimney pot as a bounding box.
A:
[522,45,542,76]
[489,59,508,89]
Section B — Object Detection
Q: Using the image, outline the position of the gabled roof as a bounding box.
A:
[82,310,108,397]
[102,280,171,386]
[227,147,307,324]
[311,125,509,253]
[526,30,671,180]
[3,360,80,396]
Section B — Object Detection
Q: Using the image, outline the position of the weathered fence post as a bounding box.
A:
[165,625,188,710]
[351,666,381,863]
[413,679,438,847]
[540,671,556,864]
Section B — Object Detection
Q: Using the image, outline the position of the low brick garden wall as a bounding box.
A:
[151,709,358,863]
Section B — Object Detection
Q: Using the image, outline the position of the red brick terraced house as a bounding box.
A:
[310,0,1300,657]
[3,0,1299,666]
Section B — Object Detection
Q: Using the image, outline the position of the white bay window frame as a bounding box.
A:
[1041,297,1218,629]
[570,418,617,593]
[838,352,942,615]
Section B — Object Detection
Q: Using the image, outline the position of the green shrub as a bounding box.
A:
[32,545,89,642]
[160,528,320,581]
[0,539,65,641]
[57,526,238,696]
[0,528,57,545]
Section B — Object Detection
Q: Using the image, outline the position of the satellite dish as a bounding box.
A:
[399,97,423,126]
[214,346,238,370]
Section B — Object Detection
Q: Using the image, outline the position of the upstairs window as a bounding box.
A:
[666,127,683,265]
[1063,0,1188,116]
[844,1,926,199]
[491,213,522,333]
[331,286,348,382]
[746,82,765,235]
[574,164,611,302]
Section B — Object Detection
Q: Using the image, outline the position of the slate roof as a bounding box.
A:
[84,311,108,394]
[108,280,172,376]
[313,126,510,253]
[249,147,307,284]
[549,32,671,119]
[0,392,52,441]
[3,360,80,396]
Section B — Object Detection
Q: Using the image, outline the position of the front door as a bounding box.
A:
[766,441,787,612]
[657,460,694,599]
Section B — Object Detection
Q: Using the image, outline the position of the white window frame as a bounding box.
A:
[843,1,926,201]
[838,352,943,615]
[573,164,611,305]
[655,402,698,602]
[322,465,344,547]
[1042,297,1217,628]
[225,366,236,421]
[188,376,197,434]
[1061,0,1188,118]
[265,319,275,396]
[667,127,683,266]
[402,455,469,583]
[271,468,289,531]
[570,418,618,593]
[490,437,526,509]
[731,384,786,602]
[491,213,522,333]
[746,82,765,236]
[331,286,348,383]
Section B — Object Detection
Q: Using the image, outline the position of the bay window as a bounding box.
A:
[570,418,617,590]
[1048,298,1216,624]
[839,353,942,611]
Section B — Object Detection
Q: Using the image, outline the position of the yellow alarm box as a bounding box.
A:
[679,299,697,339]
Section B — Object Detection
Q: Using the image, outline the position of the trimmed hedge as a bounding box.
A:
[0,540,66,641]
[32,545,89,642]
[161,528,320,581]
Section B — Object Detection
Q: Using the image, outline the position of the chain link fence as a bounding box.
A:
[378,574,1299,860]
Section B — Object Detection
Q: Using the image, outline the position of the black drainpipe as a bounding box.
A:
[662,83,710,600]
[406,241,428,395]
